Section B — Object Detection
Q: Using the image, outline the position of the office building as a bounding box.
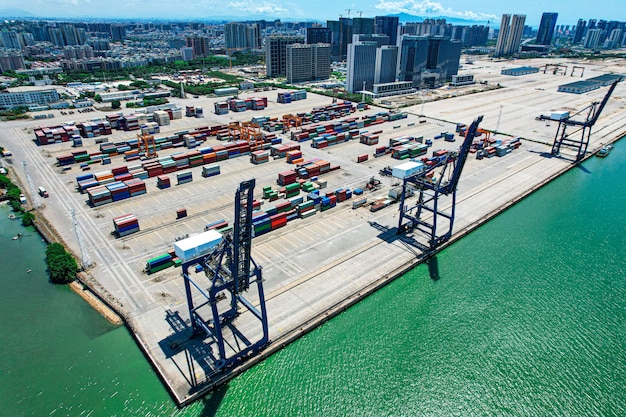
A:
[265,35,304,77]
[306,27,331,44]
[536,12,558,45]
[374,45,398,84]
[286,43,330,83]
[494,14,526,57]
[399,35,462,88]
[225,23,261,50]
[0,89,59,108]
[327,17,375,61]
[375,16,399,46]
[346,41,378,92]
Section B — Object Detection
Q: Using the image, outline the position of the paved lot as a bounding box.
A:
[2,57,625,404]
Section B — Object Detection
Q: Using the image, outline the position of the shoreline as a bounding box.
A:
[170,131,625,406]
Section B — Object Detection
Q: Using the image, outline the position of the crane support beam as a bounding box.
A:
[550,78,621,160]
[181,179,269,374]
[397,116,483,251]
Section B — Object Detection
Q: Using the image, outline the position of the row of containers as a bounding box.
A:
[105,108,183,130]
[277,90,307,104]
[55,124,231,166]
[277,159,338,185]
[143,179,357,274]
[113,214,140,237]
[79,166,220,206]
[85,178,147,207]
[214,97,268,114]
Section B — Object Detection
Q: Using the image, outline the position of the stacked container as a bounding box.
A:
[113,214,140,237]
[251,150,269,164]
[88,186,112,206]
[177,171,193,185]
[106,181,130,201]
[124,178,146,197]
[284,183,300,198]
[145,254,173,274]
[202,165,220,178]
[277,170,297,186]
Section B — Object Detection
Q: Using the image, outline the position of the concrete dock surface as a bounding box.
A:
[1,57,625,405]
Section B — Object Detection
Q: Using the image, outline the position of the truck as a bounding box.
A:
[38,186,49,198]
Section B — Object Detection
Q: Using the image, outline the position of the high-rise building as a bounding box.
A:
[286,43,330,83]
[353,33,390,47]
[604,29,623,49]
[110,24,126,42]
[265,35,304,77]
[346,41,378,92]
[60,24,80,46]
[375,16,399,46]
[327,17,376,61]
[18,32,35,48]
[584,29,603,49]
[374,45,398,84]
[0,50,25,72]
[180,47,194,61]
[306,27,331,44]
[494,14,526,57]
[573,19,587,44]
[399,35,461,87]
[225,23,261,50]
[536,12,558,45]
[185,36,210,58]
[0,30,21,50]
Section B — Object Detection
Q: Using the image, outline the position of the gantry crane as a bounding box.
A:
[240,121,264,151]
[137,133,157,159]
[181,179,269,371]
[397,116,483,251]
[537,78,620,160]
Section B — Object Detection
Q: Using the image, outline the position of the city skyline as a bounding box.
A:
[0,0,623,27]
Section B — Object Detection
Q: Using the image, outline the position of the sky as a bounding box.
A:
[0,0,623,26]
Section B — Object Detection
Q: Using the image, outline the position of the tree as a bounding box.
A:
[45,243,78,284]
[21,211,35,226]
[111,100,121,109]
[94,94,102,103]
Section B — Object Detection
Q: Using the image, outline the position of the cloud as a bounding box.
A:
[229,0,288,15]
[375,0,497,21]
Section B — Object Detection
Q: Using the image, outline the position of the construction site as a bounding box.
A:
[1,57,625,406]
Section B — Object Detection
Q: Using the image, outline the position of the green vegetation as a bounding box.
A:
[0,106,30,121]
[21,211,35,227]
[0,173,24,213]
[111,100,121,109]
[45,243,78,284]
[125,97,168,108]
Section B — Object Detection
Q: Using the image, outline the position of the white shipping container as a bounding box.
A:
[392,161,425,179]
[174,230,223,262]
[551,111,570,120]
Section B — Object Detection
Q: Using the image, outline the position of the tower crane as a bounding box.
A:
[397,116,483,251]
[537,78,620,160]
[181,179,269,371]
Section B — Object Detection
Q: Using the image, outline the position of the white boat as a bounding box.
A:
[8,213,16,220]
[597,144,613,157]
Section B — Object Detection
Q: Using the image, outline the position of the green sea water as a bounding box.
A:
[0,143,624,417]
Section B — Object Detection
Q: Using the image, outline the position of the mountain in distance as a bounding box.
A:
[0,8,34,18]
[388,12,493,27]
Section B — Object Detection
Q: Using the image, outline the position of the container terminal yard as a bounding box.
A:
[1,57,625,406]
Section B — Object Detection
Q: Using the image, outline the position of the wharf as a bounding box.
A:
[1,57,625,406]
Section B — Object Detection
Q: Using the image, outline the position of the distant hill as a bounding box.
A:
[387,12,492,27]
[0,8,34,18]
